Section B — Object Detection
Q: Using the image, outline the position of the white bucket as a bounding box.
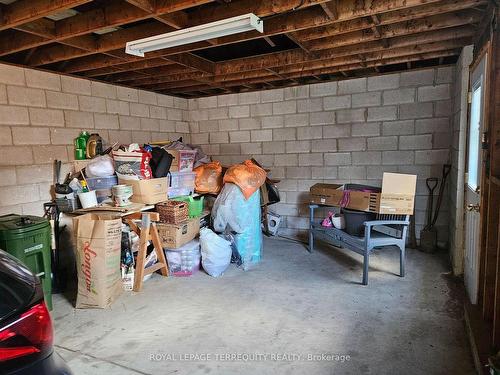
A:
[78,190,98,208]
[112,184,133,207]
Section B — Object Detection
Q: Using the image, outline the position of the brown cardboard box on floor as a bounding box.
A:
[309,173,417,215]
[156,218,200,249]
[118,177,168,205]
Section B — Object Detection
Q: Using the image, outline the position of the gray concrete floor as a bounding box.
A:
[52,237,475,375]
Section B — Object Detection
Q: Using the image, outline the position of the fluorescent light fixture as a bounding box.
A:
[125,13,263,57]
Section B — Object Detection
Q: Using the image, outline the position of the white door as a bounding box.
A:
[464,54,486,304]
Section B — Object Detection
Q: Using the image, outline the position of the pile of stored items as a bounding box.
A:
[50,132,279,308]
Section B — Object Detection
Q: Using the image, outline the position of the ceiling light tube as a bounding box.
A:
[125,13,264,57]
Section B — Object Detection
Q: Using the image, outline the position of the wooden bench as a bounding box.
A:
[309,204,409,285]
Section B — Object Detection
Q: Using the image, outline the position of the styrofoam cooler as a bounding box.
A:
[168,171,195,198]
[164,239,200,276]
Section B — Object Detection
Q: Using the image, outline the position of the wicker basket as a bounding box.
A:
[156,200,189,224]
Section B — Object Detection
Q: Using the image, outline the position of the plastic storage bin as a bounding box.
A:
[168,171,195,198]
[172,195,204,218]
[341,208,376,237]
[0,214,52,310]
[164,239,200,276]
[86,175,118,203]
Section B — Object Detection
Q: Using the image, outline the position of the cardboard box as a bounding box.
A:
[310,173,416,214]
[166,149,196,172]
[118,177,168,205]
[156,217,200,249]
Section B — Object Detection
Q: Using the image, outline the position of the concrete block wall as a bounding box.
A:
[188,67,455,241]
[0,63,189,217]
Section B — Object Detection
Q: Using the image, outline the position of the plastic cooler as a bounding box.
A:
[86,175,118,203]
[164,239,200,276]
[168,171,196,198]
[0,214,53,310]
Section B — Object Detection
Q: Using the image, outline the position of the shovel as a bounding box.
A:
[420,177,438,253]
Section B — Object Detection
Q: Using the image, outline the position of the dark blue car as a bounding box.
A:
[0,250,73,375]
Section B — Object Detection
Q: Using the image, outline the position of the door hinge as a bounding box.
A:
[467,91,472,104]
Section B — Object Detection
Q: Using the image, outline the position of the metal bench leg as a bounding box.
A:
[362,251,369,285]
[399,245,405,277]
[308,205,315,253]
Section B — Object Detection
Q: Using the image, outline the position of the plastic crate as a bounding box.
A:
[164,239,200,276]
[172,195,204,218]
[86,175,118,203]
[168,171,195,198]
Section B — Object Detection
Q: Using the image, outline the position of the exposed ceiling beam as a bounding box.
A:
[320,1,338,20]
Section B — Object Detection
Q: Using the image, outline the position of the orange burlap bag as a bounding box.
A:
[223,160,267,199]
[194,161,223,194]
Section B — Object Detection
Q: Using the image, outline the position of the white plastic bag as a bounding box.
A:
[200,228,231,277]
[86,155,115,177]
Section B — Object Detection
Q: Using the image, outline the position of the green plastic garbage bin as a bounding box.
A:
[0,214,52,310]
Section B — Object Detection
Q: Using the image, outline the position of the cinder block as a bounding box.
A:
[367,136,398,150]
[189,110,208,121]
[310,81,337,97]
[0,146,33,166]
[45,91,78,111]
[228,105,250,118]
[8,86,46,107]
[323,124,350,138]
[0,64,25,86]
[191,132,209,145]
[139,117,159,131]
[229,130,250,143]
[338,137,366,151]
[297,126,322,139]
[61,76,91,95]
[351,122,380,137]
[273,127,296,141]
[131,131,152,144]
[30,108,64,127]
[338,166,366,179]
[199,120,219,132]
[400,69,434,87]
[273,101,296,115]
[147,105,166,119]
[129,102,149,117]
[336,108,366,124]
[261,116,284,129]
[433,132,451,149]
[274,154,298,167]
[16,165,53,184]
[399,102,433,119]
[26,69,61,91]
[208,107,228,120]
[12,127,50,145]
[238,91,260,105]
[284,113,309,128]
[264,141,285,154]
[418,84,450,102]
[435,100,452,117]
[324,152,351,165]
[137,89,156,105]
[286,166,310,179]
[310,111,335,126]
[251,129,272,142]
[382,120,414,135]
[66,110,95,130]
[367,74,400,91]
[218,119,238,131]
[240,142,262,155]
[0,84,6,104]
[215,93,236,107]
[323,95,351,110]
[312,166,337,179]
[312,139,337,152]
[106,99,130,116]
[367,106,397,121]
[399,134,432,150]
[415,149,449,165]
[286,140,311,153]
[250,103,272,117]
[383,88,415,105]
[436,66,454,84]
[239,117,261,130]
[34,145,68,164]
[338,77,366,94]
[220,143,241,155]
[0,127,12,145]
[167,108,183,121]
[382,151,415,165]
[352,151,382,165]
[297,98,322,113]
[0,167,16,186]
[0,105,29,125]
[284,86,309,100]
[261,89,284,103]
[210,131,229,143]
[108,130,132,145]
[299,153,323,166]
[91,81,117,99]
[352,92,381,108]
[0,185,40,206]
[197,96,218,109]
[117,86,139,102]
[119,115,140,130]
[415,118,449,134]
[78,95,106,113]
[173,97,187,110]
